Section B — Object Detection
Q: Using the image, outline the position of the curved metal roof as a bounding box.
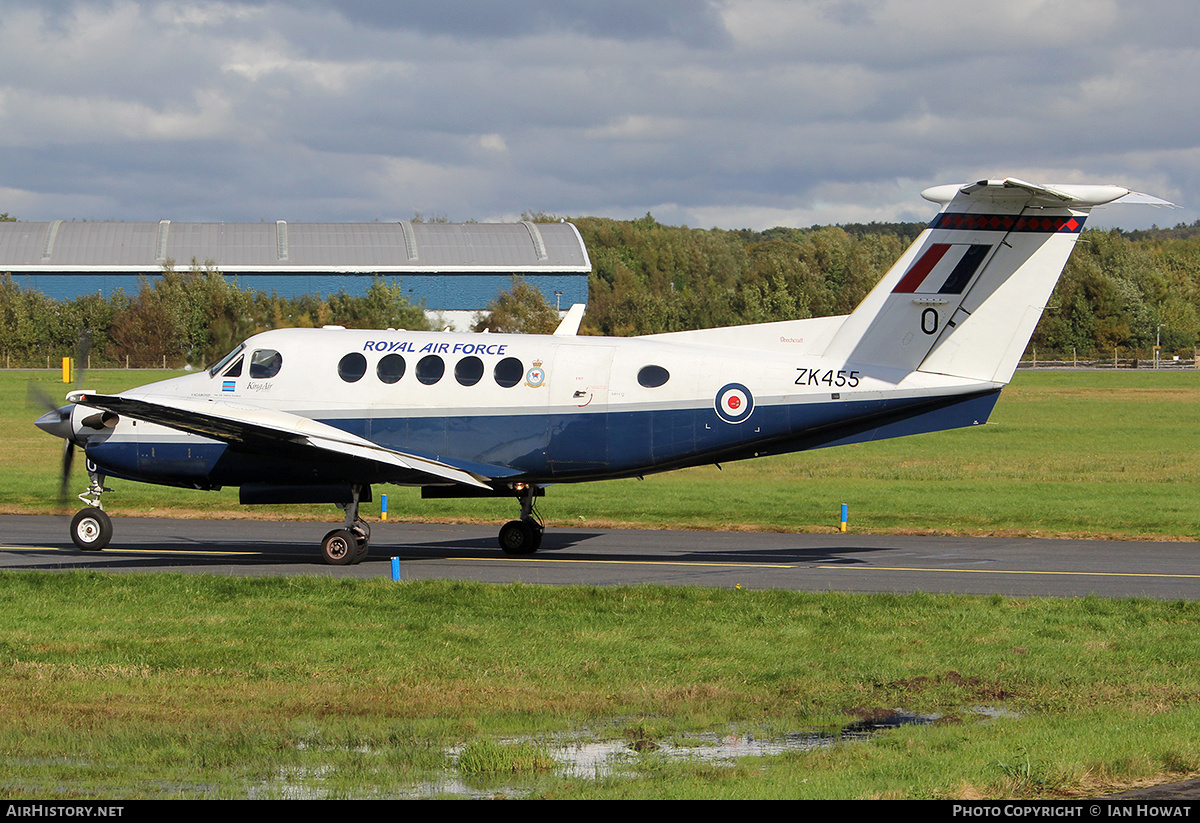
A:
[0,220,591,273]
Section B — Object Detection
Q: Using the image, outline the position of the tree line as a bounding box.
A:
[570,214,1200,358]
[0,263,430,368]
[3,213,1199,367]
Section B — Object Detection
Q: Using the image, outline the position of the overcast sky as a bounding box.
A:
[1,0,1196,231]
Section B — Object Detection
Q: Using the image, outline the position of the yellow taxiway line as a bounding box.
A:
[476,557,792,568]
[821,565,1200,580]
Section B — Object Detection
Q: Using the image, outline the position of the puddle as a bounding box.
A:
[254,709,983,798]
[551,710,940,777]
[548,731,826,779]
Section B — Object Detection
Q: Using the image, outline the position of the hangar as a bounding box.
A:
[0,219,591,330]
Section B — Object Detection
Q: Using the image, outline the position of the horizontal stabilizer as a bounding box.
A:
[922,178,1177,209]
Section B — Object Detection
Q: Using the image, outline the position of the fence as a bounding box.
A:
[1019,356,1198,370]
[2,352,186,370]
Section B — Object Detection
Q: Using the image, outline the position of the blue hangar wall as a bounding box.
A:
[7,270,588,312]
[0,220,592,311]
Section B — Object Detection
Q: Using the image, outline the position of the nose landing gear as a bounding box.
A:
[70,468,113,551]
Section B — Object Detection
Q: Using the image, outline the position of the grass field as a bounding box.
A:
[1,575,1199,799]
[6,368,1199,539]
[3,367,1199,799]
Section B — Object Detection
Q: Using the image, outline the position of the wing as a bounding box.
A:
[67,391,499,489]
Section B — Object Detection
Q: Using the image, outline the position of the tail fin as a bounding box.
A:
[823,179,1174,384]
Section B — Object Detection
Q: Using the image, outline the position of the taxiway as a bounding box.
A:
[2,515,1196,599]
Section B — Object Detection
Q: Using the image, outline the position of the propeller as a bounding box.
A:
[29,384,76,507]
[28,329,94,508]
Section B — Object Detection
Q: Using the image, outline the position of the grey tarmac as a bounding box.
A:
[1,514,1198,600]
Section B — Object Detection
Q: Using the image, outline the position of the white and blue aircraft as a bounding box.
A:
[34,179,1172,564]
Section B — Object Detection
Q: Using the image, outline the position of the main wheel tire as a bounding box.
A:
[321,529,358,566]
[70,507,112,551]
[498,519,537,555]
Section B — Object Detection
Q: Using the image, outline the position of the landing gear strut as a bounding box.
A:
[321,485,371,565]
[70,466,112,551]
[498,485,543,555]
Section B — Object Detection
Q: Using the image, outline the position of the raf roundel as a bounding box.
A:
[714,383,754,424]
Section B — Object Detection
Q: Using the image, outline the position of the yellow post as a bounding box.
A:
[62,356,72,383]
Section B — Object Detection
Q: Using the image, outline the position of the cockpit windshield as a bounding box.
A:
[207,343,246,377]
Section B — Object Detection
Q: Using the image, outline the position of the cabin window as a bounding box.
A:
[377,354,406,384]
[416,355,445,385]
[638,365,670,388]
[250,349,283,379]
[455,356,484,386]
[494,357,524,388]
[337,352,367,382]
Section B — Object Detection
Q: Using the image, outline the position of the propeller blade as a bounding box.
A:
[59,440,74,505]
[27,382,66,417]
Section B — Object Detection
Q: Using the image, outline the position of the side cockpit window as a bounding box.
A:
[249,349,283,379]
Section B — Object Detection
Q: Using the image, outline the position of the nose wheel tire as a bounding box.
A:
[70,507,112,551]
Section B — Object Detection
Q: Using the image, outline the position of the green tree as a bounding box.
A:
[322,278,430,331]
[472,277,561,334]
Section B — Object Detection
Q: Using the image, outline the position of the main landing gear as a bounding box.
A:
[321,485,371,566]
[498,485,543,556]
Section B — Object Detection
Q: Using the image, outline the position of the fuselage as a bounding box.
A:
[80,324,1002,491]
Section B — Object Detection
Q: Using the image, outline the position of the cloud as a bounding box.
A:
[0,0,1195,230]
[318,0,731,47]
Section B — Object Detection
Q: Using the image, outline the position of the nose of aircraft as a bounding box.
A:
[35,405,75,441]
